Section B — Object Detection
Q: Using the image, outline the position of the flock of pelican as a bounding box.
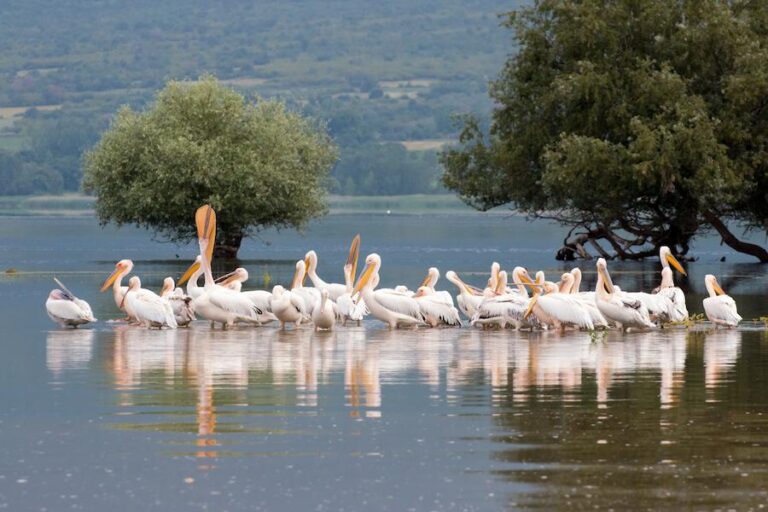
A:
[47,205,743,331]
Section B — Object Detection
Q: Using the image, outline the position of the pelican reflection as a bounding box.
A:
[46,329,94,378]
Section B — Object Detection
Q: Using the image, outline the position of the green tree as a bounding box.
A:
[442,0,768,262]
[83,76,337,258]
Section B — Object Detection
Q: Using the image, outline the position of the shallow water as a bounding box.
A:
[1,214,768,511]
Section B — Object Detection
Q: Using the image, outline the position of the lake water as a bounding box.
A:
[1,214,767,511]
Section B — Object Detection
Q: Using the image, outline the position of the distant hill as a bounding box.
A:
[0,0,520,196]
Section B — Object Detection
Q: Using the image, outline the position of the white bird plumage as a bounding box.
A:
[703,274,741,327]
[123,276,177,329]
[46,278,96,328]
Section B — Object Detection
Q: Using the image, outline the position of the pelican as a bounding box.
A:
[416,267,454,306]
[524,274,594,331]
[595,258,655,330]
[123,276,177,329]
[160,277,195,327]
[414,286,461,327]
[559,273,608,328]
[291,259,321,314]
[470,270,533,329]
[336,262,368,325]
[445,271,484,318]
[304,234,360,301]
[312,289,336,330]
[653,246,689,320]
[270,285,308,329]
[177,255,205,300]
[46,278,96,328]
[352,253,424,328]
[622,289,678,324]
[703,275,741,327]
[190,205,266,329]
[100,259,134,316]
[215,268,278,325]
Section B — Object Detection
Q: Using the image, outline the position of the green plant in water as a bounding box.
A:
[262,271,271,289]
[589,330,607,344]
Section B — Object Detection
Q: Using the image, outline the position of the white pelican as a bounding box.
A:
[653,246,689,320]
[622,289,678,324]
[703,275,742,327]
[123,276,177,329]
[215,268,278,325]
[470,270,533,329]
[100,259,134,317]
[595,258,655,330]
[270,285,308,329]
[291,259,321,314]
[417,267,455,307]
[524,275,594,331]
[559,273,608,328]
[304,234,360,301]
[445,271,484,318]
[46,278,96,328]
[312,289,336,330]
[190,205,267,328]
[335,262,368,325]
[352,253,424,329]
[160,277,195,327]
[414,286,462,327]
[177,255,205,300]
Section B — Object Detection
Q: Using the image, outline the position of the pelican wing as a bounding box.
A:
[703,295,742,326]
[130,291,177,328]
[656,287,688,320]
[374,290,422,320]
[242,290,274,313]
[416,296,461,326]
[208,288,262,318]
[46,298,94,323]
[538,294,593,329]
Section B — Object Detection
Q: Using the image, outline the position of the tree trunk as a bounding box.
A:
[214,231,244,259]
[703,211,768,263]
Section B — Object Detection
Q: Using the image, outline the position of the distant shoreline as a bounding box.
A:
[0,193,515,217]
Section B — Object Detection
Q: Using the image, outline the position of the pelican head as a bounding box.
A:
[419,267,440,288]
[161,277,175,297]
[596,258,615,294]
[120,276,141,309]
[291,259,307,289]
[304,250,318,280]
[352,253,382,298]
[569,267,582,294]
[446,270,479,296]
[178,255,203,286]
[101,259,134,292]
[704,274,726,296]
[559,273,574,294]
[489,262,500,289]
[272,284,286,298]
[660,246,687,275]
[495,270,508,294]
[217,267,249,287]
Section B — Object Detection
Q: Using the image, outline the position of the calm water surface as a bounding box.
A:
[1,214,767,511]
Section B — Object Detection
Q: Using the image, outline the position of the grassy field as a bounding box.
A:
[0,194,479,216]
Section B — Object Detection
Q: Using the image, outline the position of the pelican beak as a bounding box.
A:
[419,272,431,289]
[519,272,535,286]
[177,261,200,286]
[524,293,539,320]
[290,265,302,290]
[347,234,360,284]
[666,253,687,276]
[495,277,506,295]
[195,204,216,263]
[215,269,239,285]
[100,267,121,292]
[713,279,726,296]
[352,262,376,299]
[599,266,615,294]
[302,256,311,285]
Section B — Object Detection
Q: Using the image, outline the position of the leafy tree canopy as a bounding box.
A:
[441,0,768,262]
[83,76,337,257]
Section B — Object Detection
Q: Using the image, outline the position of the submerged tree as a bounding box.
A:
[83,76,337,258]
[442,0,768,262]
